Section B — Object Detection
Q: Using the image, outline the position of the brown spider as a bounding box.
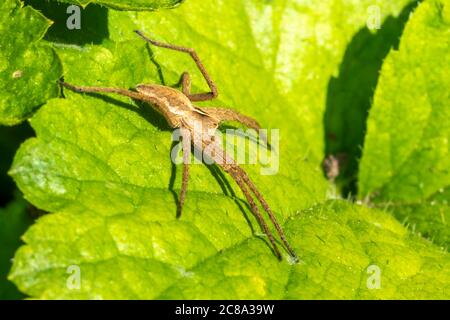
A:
[58,30,298,261]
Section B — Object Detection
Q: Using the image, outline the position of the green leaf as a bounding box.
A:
[324,1,417,195]
[49,0,183,11]
[0,0,62,126]
[8,0,450,299]
[0,197,33,299]
[9,35,329,297]
[8,198,450,299]
[359,0,450,247]
[26,0,110,46]
[107,0,413,162]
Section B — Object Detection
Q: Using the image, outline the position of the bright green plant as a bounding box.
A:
[0,0,449,299]
[359,0,450,249]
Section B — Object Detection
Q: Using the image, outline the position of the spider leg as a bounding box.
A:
[58,79,145,101]
[198,107,261,131]
[224,166,283,260]
[134,30,218,102]
[197,106,267,144]
[233,166,298,261]
[202,141,282,260]
[180,72,191,97]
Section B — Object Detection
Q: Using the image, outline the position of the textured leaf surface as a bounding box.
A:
[8,0,450,299]
[8,197,450,299]
[50,0,183,11]
[359,0,450,248]
[9,39,328,297]
[0,0,62,125]
[324,1,416,194]
[108,0,413,161]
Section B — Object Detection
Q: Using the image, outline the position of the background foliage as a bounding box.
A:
[0,0,449,299]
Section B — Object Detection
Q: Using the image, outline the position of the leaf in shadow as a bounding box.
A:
[0,123,34,206]
[25,0,109,45]
[323,1,419,197]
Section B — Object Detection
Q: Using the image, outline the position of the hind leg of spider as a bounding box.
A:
[233,166,298,261]
[134,30,218,102]
[205,143,283,260]
[221,165,282,260]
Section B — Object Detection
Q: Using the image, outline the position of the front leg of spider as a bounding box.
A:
[58,30,298,262]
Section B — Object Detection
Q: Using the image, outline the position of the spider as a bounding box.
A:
[58,30,298,261]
